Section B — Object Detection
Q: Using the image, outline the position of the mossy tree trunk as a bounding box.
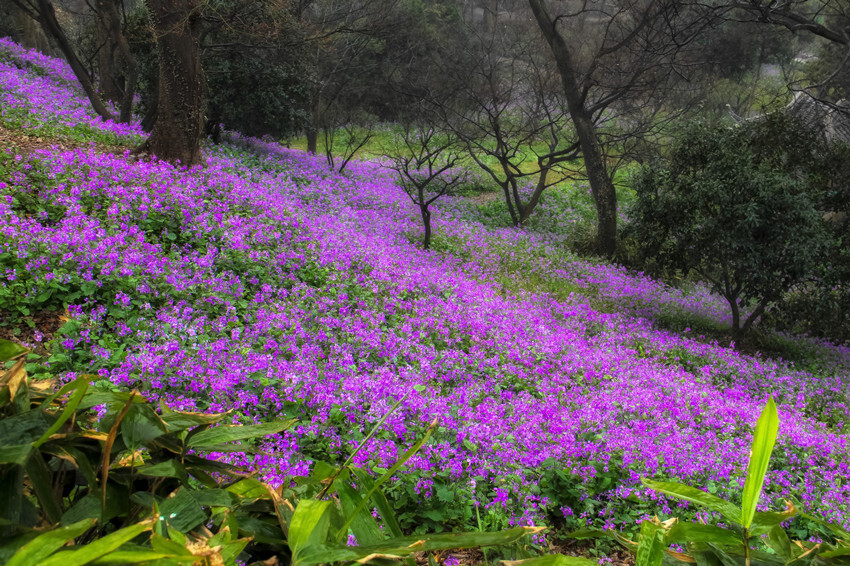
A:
[137,0,205,167]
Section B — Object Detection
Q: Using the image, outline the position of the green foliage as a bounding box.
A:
[623,115,831,336]
[558,398,850,566]
[0,338,541,565]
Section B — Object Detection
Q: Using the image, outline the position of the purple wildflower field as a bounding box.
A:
[1,39,848,533]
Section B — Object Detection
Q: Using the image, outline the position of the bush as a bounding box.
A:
[623,116,830,337]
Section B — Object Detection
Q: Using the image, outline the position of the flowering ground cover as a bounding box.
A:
[1,39,848,541]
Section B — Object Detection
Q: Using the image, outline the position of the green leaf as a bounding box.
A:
[764,525,791,559]
[0,411,52,447]
[226,478,270,500]
[502,555,598,566]
[0,445,33,466]
[219,538,251,564]
[33,376,90,448]
[150,532,195,556]
[334,478,383,546]
[636,521,665,566]
[121,404,168,451]
[741,397,779,529]
[185,489,237,509]
[78,390,145,411]
[289,499,333,565]
[351,468,403,539]
[61,485,128,525]
[6,519,96,566]
[158,489,208,534]
[666,522,742,546]
[0,339,28,362]
[39,519,153,566]
[159,410,228,433]
[818,547,850,559]
[642,478,741,524]
[88,546,185,564]
[187,418,297,448]
[296,526,541,565]
[749,508,797,536]
[335,419,439,541]
[138,460,189,484]
[25,449,64,524]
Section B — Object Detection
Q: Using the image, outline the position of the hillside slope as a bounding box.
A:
[1,38,848,535]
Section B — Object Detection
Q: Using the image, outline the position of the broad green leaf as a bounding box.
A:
[88,545,185,564]
[818,547,850,558]
[77,391,145,411]
[351,467,403,539]
[6,519,96,566]
[33,376,90,448]
[219,538,252,564]
[636,521,665,566]
[0,445,33,465]
[188,489,240,508]
[138,460,189,484]
[61,485,128,525]
[150,532,195,556]
[289,499,333,565]
[334,478,383,545]
[742,397,779,529]
[0,339,28,362]
[764,525,791,559]
[642,478,741,524]
[503,554,598,566]
[0,411,52,447]
[666,522,742,546]
[296,526,541,565]
[749,508,797,537]
[159,410,228,433]
[158,489,207,534]
[336,419,438,540]
[121,404,168,451]
[39,519,154,566]
[187,418,297,448]
[226,478,270,500]
[25,449,63,523]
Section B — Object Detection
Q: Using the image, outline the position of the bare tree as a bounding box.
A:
[527,0,717,256]
[434,25,581,227]
[386,122,468,249]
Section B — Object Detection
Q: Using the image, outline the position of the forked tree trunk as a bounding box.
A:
[528,0,618,256]
[137,0,205,167]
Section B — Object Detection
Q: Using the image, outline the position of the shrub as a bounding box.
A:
[623,116,830,337]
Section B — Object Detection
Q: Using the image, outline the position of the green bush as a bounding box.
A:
[623,116,831,337]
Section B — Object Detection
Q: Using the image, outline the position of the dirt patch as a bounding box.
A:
[0,123,130,157]
[0,308,68,358]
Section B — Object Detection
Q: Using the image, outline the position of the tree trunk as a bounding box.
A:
[137,0,205,167]
[307,93,321,154]
[16,7,51,54]
[96,14,121,104]
[24,0,116,121]
[420,204,432,249]
[96,0,138,123]
[528,0,618,256]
